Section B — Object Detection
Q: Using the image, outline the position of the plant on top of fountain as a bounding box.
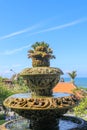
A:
[28,41,55,67]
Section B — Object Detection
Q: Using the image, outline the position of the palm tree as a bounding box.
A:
[28,41,55,67]
[67,70,77,83]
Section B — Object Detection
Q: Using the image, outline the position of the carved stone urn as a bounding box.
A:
[20,67,63,96]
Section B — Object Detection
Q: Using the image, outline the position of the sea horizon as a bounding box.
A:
[62,77,87,88]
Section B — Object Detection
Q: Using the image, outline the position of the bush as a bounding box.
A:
[74,97,87,116]
[0,113,4,120]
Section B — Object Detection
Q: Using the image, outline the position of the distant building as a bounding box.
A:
[53,82,77,94]
[53,82,85,99]
[3,79,13,86]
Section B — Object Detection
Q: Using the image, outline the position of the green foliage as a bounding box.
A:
[31,41,49,50]
[28,41,55,67]
[74,97,87,116]
[0,76,3,82]
[67,70,77,82]
[0,75,28,103]
[0,113,4,120]
[0,120,6,125]
[79,86,87,91]
[0,113,6,125]
[17,76,24,86]
[0,84,14,103]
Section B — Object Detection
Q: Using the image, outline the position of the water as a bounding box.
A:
[10,92,70,98]
[52,92,70,97]
[11,93,31,98]
[64,77,87,88]
[6,118,78,130]
[6,116,87,130]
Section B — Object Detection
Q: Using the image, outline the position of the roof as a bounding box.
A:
[53,82,77,94]
[3,79,12,83]
[53,82,86,99]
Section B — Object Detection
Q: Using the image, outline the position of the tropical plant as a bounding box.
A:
[73,97,87,117]
[0,85,13,103]
[28,41,55,67]
[67,70,77,83]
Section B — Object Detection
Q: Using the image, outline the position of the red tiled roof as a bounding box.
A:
[53,82,77,94]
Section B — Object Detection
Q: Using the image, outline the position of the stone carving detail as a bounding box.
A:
[28,75,59,88]
[20,67,63,96]
[4,95,78,110]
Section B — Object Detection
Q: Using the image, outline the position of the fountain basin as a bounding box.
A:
[20,67,63,96]
[3,93,78,120]
[1,116,87,130]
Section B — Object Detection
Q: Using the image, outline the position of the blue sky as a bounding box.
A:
[0,0,87,78]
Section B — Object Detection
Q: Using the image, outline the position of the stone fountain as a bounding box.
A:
[3,42,87,130]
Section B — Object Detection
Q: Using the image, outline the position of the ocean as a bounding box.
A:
[64,77,87,88]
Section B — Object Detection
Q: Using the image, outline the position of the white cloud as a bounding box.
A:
[28,18,87,35]
[0,18,86,40]
[0,18,86,56]
[0,44,31,55]
[0,24,40,40]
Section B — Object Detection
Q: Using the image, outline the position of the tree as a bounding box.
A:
[67,70,77,83]
[27,41,55,67]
